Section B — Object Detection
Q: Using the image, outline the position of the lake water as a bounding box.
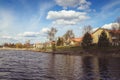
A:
[0,50,120,80]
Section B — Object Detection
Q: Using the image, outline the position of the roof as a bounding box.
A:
[44,41,55,44]
[92,28,120,34]
[92,28,109,34]
[71,38,82,42]
[34,42,42,45]
[109,30,120,34]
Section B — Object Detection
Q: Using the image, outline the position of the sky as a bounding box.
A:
[0,0,120,44]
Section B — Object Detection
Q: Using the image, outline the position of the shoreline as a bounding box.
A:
[0,47,120,57]
[0,47,31,51]
[51,49,120,57]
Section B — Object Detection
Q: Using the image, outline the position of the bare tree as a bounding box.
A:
[63,30,75,41]
[47,27,57,41]
[82,25,92,34]
[116,17,120,43]
[62,30,75,45]
[116,17,120,30]
[111,23,118,30]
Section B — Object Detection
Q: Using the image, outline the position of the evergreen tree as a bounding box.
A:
[98,31,110,48]
[57,37,61,46]
[81,32,93,49]
[57,37,64,46]
[52,41,56,52]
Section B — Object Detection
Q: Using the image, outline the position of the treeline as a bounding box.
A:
[3,42,32,48]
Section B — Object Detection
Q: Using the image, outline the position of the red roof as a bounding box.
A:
[71,38,82,42]
[109,30,120,34]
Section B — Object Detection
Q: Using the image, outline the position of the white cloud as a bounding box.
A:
[47,10,89,25]
[55,0,91,10]
[53,19,77,25]
[47,10,87,20]
[18,32,40,37]
[1,35,13,39]
[83,0,120,29]
[41,28,50,33]
[77,1,91,10]
[0,35,19,44]
[91,23,119,33]
[0,2,55,44]
[102,23,119,30]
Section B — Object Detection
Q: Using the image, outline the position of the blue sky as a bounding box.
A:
[0,0,120,44]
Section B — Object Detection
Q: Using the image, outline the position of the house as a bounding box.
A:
[92,28,112,44]
[109,30,120,46]
[44,41,52,48]
[62,37,71,46]
[33,42,43,49]
[70,38,83,46]
[92,28,120,46]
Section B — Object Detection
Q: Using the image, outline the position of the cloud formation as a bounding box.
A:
[18,32,40,37]
[55,0,91,10]
[47,10,89,25]
[102,23,119,30]
[0,35,19,44]
[1,35,14,40]
[17,28,50,38]
[41,28,50,33]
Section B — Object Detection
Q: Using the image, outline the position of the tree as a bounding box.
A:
[111,23,118,30]
[63,30,75,45]
[3,43,15,48]
[64,30,74,39]
[63,30,75,40]
[15,43,23,48]
[98,31,110,48]
[51,41,56,52]
[115,17,120,43]
[56,37,64,46]
[24,40,31,48]
[46,27,57,52]
[3,43,9,47]
[116,17,120,29]
[81,32,93,49]
[47,27,57,41]
[82,25,92,34]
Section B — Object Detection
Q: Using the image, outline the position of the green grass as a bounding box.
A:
[56,46,82,51]
[34,45,119,53]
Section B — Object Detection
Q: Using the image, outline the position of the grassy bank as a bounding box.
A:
[52,46,120,57]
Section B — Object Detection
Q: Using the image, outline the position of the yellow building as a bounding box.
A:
[92,28,112,43]
[92,28,120,46]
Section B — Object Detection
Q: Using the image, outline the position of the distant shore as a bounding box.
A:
[0,47,52,53]
[0,47,29,50]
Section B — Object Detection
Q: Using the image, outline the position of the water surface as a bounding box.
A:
[0,50,120,80]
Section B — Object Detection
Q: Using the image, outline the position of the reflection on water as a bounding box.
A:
[0,50,120,80]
